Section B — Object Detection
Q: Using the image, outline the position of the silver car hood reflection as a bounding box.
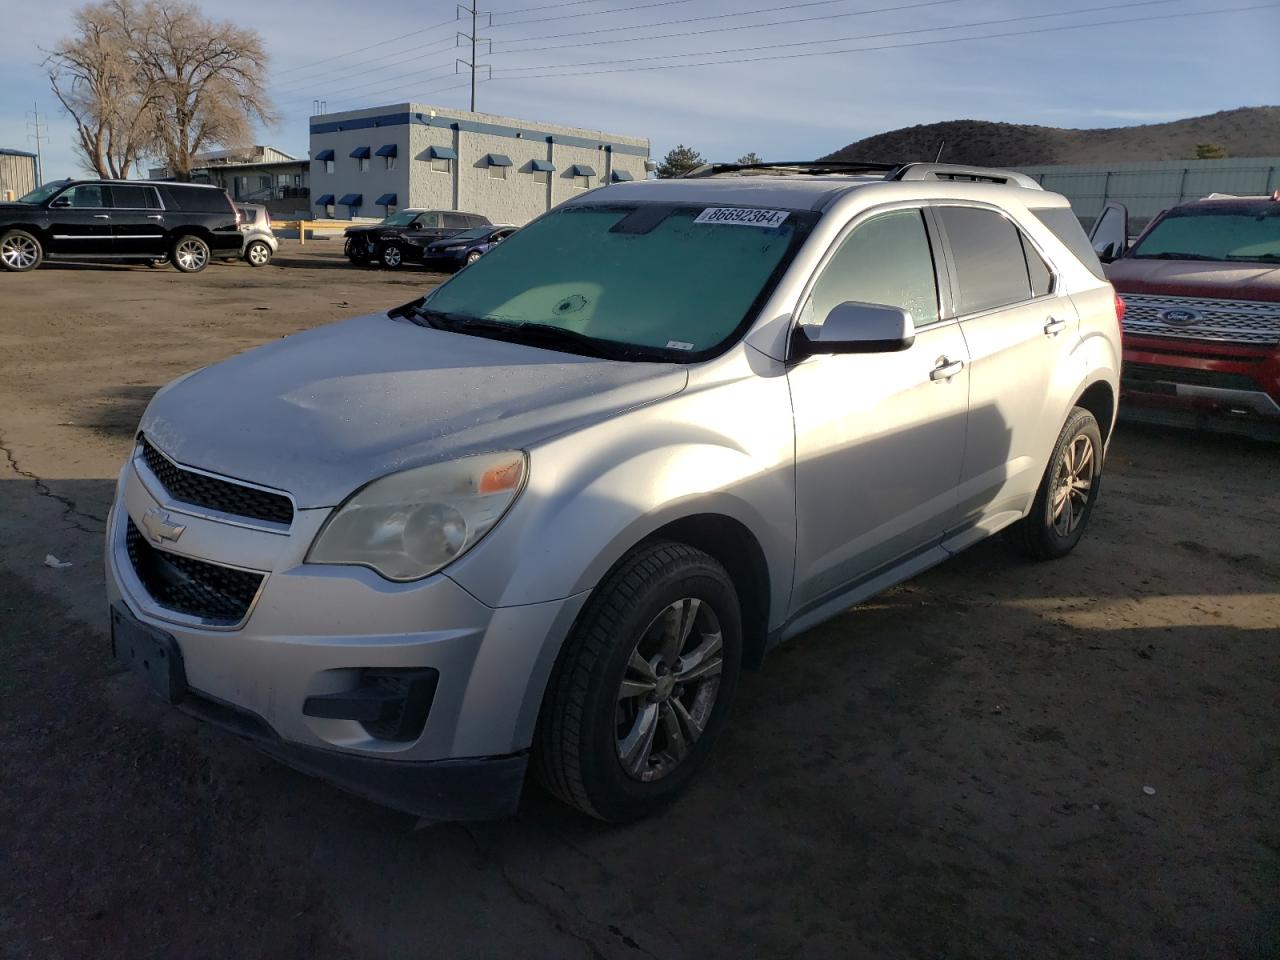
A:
[140,313,688,507]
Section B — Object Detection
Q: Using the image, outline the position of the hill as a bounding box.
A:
[822,106,1280,166]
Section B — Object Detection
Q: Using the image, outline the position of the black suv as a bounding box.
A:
[0,179,242,273]
[343,209,491,268]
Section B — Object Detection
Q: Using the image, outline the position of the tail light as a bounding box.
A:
[1114,293,1126,327]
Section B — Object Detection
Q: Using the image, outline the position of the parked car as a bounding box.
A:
[343,209,491,268]
[421,224,518,271]
[0,179,241,273]
[235,203,277,267]
[108,161,1120,823]
[1089,194,1280,438]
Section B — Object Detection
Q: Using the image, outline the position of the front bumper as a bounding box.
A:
[106,447,588,819]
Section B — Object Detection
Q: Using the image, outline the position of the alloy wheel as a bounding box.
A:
[615,598,723,782]
[175,239,208,271]
[247,242,270,266]
[1,235,38,270]
[383,246,402,267]
[1051,433,1094,536]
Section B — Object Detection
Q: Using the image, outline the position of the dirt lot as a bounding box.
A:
[1,244,1277,960]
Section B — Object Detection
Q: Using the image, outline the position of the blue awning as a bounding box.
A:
[428,145,457,160]
[570,164,597,178]
[530,159,556,172]
[375,143,398,158]
[338,193,363,206]
[314,149,335,162]
[485,153,512,167]
[375,193,397,206]
[315,194,335,205]
[611,169,635,182]
[349,146,371,159]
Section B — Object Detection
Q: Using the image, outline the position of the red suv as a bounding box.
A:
[1090,193,1280,439]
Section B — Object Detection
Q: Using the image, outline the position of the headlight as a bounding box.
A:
[307,451,526,581]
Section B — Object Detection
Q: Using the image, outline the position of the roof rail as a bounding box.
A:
[682,160,900,178]
[890,162,1044,190]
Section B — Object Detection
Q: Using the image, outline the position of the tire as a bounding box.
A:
[380,243,403,269]
[534,541,743,822]
[171,235,210,273]
[465,250,482,265]
[245,240,272,267]
[1009,406,1104,560]
[0,229,43,272]
[343,238,367,265]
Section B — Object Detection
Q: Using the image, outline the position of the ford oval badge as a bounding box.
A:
[1158,307,1202,326]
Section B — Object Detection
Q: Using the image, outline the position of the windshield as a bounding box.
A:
[420,204,813,359]
[17,181,71,205]
[382,210,421,226]
[447,227,493,242]
[1130,206,1280,263]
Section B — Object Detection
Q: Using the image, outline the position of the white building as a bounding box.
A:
[309,102,650,224]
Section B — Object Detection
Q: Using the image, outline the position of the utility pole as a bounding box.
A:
[27,101,49,184]
[456,3,491,113]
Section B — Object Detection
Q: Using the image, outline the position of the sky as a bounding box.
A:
[1,0,1277,181]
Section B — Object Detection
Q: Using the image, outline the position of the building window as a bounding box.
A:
[574,174,590,189]
[431,157,452,174]
[358,157,370,172]
[532,169,550,185]
[488,164,507,180]
[385,204,397,216]
[386,155,396,170]
[324,160,334,174]
[325,203,335,217]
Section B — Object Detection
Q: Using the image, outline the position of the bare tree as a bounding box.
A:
[132,1,275,180]
[46,0,275,181]
[45,1,156,178]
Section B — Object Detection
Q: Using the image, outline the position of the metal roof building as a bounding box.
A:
[0,148,38,201]
[309,103,650,224]
[1017,156,1280,230]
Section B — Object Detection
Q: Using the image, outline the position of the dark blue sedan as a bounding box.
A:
[421,224,518,272]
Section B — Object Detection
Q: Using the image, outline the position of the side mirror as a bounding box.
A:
[1093,240,1120,263]
[50,195,71,208]
[792,301,916,359]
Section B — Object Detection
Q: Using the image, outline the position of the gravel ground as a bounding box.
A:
[1,245,1277,960]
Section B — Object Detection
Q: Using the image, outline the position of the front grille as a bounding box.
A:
[139,436,293,526]
[1123,362,1260,392]
[126,518,264,625]
[1122,294,1280,346]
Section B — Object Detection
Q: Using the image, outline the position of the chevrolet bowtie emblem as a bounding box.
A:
[142,507,186,544]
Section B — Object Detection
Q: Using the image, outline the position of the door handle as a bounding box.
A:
[92,214,111,219]
[147,214,164,220]
[930,358,964,381]
[1044,317,1067,336]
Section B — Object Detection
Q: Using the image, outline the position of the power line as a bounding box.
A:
[493,0,974,56]
[273,34,458,97]
[493,0,1183,74]
[489,2,1279,80]
[273,15,459,79]
[490,0,694,28]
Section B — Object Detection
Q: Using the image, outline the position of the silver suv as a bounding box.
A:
[107,162,1121,822]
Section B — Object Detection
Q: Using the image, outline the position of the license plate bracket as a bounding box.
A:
[111,605,187,704]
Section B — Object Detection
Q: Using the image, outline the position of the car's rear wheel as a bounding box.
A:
[171,235,210,273]
[534,541,742,822]
[1010,406,1103,560]
[0,229,43,272]
[381,243,403,268]
[245,240,272,267]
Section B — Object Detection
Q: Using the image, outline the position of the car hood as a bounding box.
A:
[1107,258,1280,302]
[139,313,688,508]
[344,225,391,237]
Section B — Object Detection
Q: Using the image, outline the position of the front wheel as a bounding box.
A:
[171,235,210,273]
[465,250,482,265]
[245,240,272,267]
[380,243,404,268]
[0,229,43,272]
[534,541,742,822]
[1009,406,1104,560]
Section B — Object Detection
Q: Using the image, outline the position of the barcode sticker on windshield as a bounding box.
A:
[694,207,790,228]
[666,340,695,350]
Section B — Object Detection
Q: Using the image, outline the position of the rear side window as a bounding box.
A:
[109,185,159,209]
[166,185,233,213]
[937,206,1032,315]
[801,209,940,328]
[1032,206,1106,280]
[1021,234,1053,297]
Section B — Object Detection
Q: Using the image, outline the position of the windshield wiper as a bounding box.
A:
[405,306,657,360]
[1225,253,1280,263]
[1131,252,1220,261]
